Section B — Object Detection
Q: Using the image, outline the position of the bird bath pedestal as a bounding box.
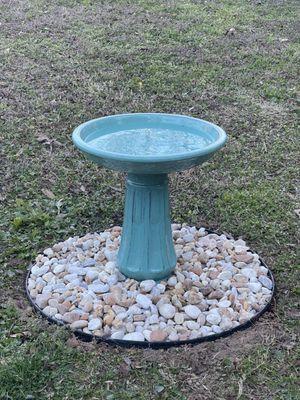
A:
[72,113,227,281]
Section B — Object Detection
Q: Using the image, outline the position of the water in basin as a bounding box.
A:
[88,128,212,156]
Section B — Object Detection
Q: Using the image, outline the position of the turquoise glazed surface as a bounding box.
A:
[72,113,227,280]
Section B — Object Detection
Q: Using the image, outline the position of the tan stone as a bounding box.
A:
[233,253,254,264]
[212,270,221,280]
[188,292,202,304]
[112,317,123,329]
[179,333,189,341]
[183,279,193,290]
[133,314,146,322]
[103,312,115,326]
[189,266,203,276]
[200,285,213,296]
[81,313,89,320]
[118,298,135,308]
[103,293,117,306]
[208,290,224,300]
[150,330,168,342]
[62,312,80,324]
[70,320,88,330]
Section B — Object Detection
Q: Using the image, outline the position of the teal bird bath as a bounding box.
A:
[72,113,227,281]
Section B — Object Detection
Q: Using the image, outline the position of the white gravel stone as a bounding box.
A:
[44,248,54,257]
[218,271,233,280]
[184,305,201,319]
[248,282,262,293]
[218,300,231,308]
[220,317,233,330]
[35,293,51,309]
[156,284,166,294]
[27,278,36,290]
[148,314,159,324]
[136,294,152,309]
[104,249,117,261]
[199,326,212,336]
[169,332,179,341]
[43,306,57,317]
[183,234,194,242]
[53,264,65,274]
[182,251,193,261]
[185,320,200,330]
[88,318,102,331]
[167,276,177,286]
[86,270,99,282]
[140,280,156,293]
[212,325,222,334]
[88,283,110,293]
[143,330,152,341]
[241,268,257,280]
[158,303,176,319]
[174,313,185,325]
[37,265,50,277]
[123,332,145,341]
[206,310,221,325]
[111,331,125,340]
[259,275,273,289]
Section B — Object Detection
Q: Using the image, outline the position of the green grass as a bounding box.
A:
[0,0,299,399]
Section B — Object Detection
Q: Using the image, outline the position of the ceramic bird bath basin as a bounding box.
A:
[72,113,227,281]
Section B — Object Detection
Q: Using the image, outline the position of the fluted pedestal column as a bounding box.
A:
[117,174,176,281]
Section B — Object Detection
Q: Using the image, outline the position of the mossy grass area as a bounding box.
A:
[0,1,299,399]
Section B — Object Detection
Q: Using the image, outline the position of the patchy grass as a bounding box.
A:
[0,0,299,399]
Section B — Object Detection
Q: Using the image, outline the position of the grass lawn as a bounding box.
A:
[0,0,299,399]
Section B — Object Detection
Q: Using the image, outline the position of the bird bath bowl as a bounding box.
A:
[72,113,227,281]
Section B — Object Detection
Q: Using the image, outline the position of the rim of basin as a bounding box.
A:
[72,113,227,163]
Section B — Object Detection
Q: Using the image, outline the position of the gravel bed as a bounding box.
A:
[27,224,273,343]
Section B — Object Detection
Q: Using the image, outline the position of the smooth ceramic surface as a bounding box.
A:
[118,173,176,280]
[72,113,227,174]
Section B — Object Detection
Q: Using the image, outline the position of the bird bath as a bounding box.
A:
[25,114,274,346]
[72,113,227,281]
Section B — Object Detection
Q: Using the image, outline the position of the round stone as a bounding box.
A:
[248,282,262,293]
[111,331,125,340]
[174,312,185,325]
[53,264,65,274]
[88,283,110,293]
[158,303,176,319]
[184,305,200,319]
[44,248,54,257]
[150,329,168,342]
[218,271,232,280]
[136,294,152,309]
[123,332,145,341]
[259,275,273,290]
[168,331,179,341]
[88,318,102,331]
[140,280,156,293]
[185,320,200,330]
[206,311,221,325]
[218,300,231,308]
[70,320,88,330]
[43,306,57,317]
[167,276,177,286]
[35,293,51,309]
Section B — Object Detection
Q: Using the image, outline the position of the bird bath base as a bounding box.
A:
[26,225,274,348]
[118,174,176,281]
